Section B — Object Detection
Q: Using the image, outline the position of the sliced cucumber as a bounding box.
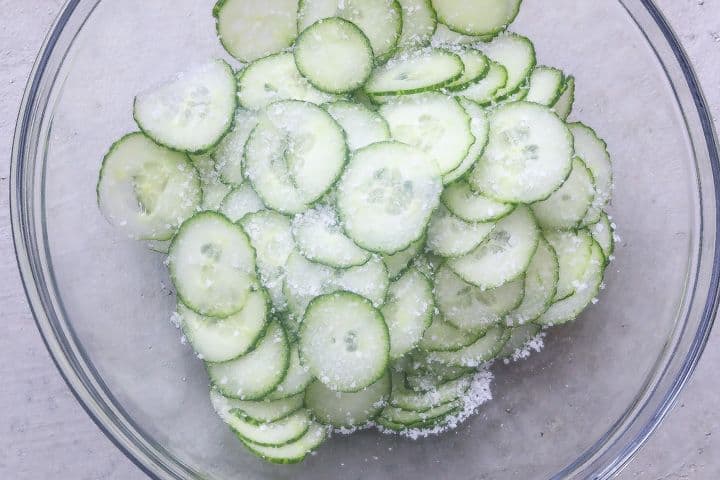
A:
[397,0,438,49]
[591,212,615,260]
[432,0,522,36]
[568,123,613,226]
[219,183,265,223]
[366,49,464,96]
[545,229,593,302]
[210,389,304,426]
[134,60,236,153]
[537,241,604,326]
[419,314,482,352]
[468,101,573,203]
[191,154,232,212]
[531,157,596,230]
[215,109,258,186]
[383,237,426,280]
[390,372,470,412]
[97,133,201,241]
[146,240,171,254]
[455,60,507,105]
[337,142,442,254]
[443,98,490,184]
[441,181,514,223]
[238,53,335,111]
[426,324,509,367]
[505,237,559,326]
[299,292,389,392]
[214,0,298,62]
[382,268,434,359]
[380,93,474,175]
[444,49,490,91]
[380,400,461,426]
[284,250,335,320]
[240,421,328,464]
[447,206,539,290]
[552,75,575,121]
[232,410,312,447]
[427,205,494,258]
[169,212,257,318]
[431,23,495,46]
[324,101,391,151]
[405,363,473,391]
[333,256,390,307]
[499,323,541,358]
[305,373,391,427]
[207,321,290,400]
[294,17,374,94]
[526,66,564,106]
[179,289,268,363]
[268,345,314,400]
[478,32,535,99]
[292,206,371,268]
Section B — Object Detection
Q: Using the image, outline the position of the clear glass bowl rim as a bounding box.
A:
[9,1,720,479]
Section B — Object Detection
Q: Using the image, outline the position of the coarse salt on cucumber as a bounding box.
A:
[239,421,328,464]
[443,98,490,184]
[552,75,575,121]
[267,345,314,400]
[219,183,265,223]
[379,399,461,426]
[214,109,258,186]
[591,211,615,261]
[498,323,541,359]
[425,324,509,367]
[389,372,470,412]
[383,237,426,280]
[397,0,438,49]
[531,157,596,230]
[478,32,535,99]
[419,314,483,352]
[568,123,613,226]
[427,205,495,258]
[455,60,507,105]
[324,101,391,151]
[441,181,514,223]
[432,0,522,37]
[545,229,593,302]
[191,154,232,212]
[443,48,490,92]
[366,49,464,96]
[305,373,391,427]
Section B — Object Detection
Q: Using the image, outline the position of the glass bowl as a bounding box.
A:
[11,0,720,478]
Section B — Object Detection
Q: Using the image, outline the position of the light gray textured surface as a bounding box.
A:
[0,1,718,479]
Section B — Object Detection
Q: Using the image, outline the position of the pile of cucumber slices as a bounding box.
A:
[96,0,616,465]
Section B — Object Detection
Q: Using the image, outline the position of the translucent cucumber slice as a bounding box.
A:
[380,400,461,426]
[441,181,515,223]
[419,314,483,352]
[382,268,434,359]
[526,66,564,106]
[432,0,522,36]
[498,323,541,358]
[232,410,312,447]
[389,372,470,412]
[478,32,535,99]
[215,109,258,186]
[425,324,509,367]
[366,49,464,95]
[210,389,304,425]
[219,183,265,223]
[568,123,613,226]
[455,60,508,105]
[427,205,495,257]
[443,98,490,184]
[552,75,575,121]
[191,154,231,212]
[240,421,328,464]
[397,0,438,49]
[383,237,426,280]
[591,212,615,261]
[545,229,593,302]
[444,49,490,91]
[267,345,313,400]
[305,373,391,427]
[532,157,596,230]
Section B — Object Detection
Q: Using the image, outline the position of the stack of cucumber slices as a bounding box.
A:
[96,0,616,465]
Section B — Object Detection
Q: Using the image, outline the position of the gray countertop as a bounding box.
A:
[1,1,719,478]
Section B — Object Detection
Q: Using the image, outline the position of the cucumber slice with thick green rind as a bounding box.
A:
[305,373,391,427]
[468,102,573,204]
[214,0,299,62]
[441,181,515,223]
[232,410,312,447]
[97,133,202,241]
[444,49,490,91]
[552,75,575,121]
[294,17,374,94]
[219,183,265,223]
[179,289,268,363]
[333,256,390,307]
[299,292,390,392]
[238,53,336,111]
[324,101,391,151]
[526,66,564,106]
[443,99,490,184]
[239,421,328,464]
[545,229,593,302]
[268,345,314,400]
[499,323,541,358]
[380,93,474,175]
[210,389,304,425]
[292,206,372,268]
[427,205,495,257]
[383,237,426,280]
[591,212,615,260]
[134,60,237,153]
[366,49,464,96]
[169,212,257,318]
[146,240,171,254]
[435,264,524,332]
[455,60,507,105]
[478,32,535,99]
[432,0,522,36]
[390,372,469,412]
[397,0,438,49]
[382,268,435,359]
[215,109,258,186]
[207,321,290,399]
[447,206,539,290]
[298,0,402,60]
[337,142,442,254]
[531,157,596,230]
[426,324,509,366]
[568,123,613,226]
[419,315,483,352]
[536,241,604,326]
[505,237,558,326]
[380,400,461,426]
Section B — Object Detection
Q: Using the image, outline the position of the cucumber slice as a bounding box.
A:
[380,400,461,426]
[233,410,311,447]
[468,101,574,203]
[419,314,482,352]
[292,206,371,268]
[390,372,470,412]
[441,181,514,223]
[366,49,464,96]
[219,183,265,223]
[380,93,474,175]
[169,212,257,318]
[435,264,524,332]
[333,256,390,307]
[305,373,391,427]
[324,101,391,151]
[501,84,529,102]
[405,364,473,391]
[179,289,268,363]
[432,0,522,36]
[531,157,596,230]
[591,212,615,260]
[455,60,507,105]
[299,292,390,392]
[499,323,541,358]
[537,241,604,326]
[244,100,348,214]
[191,154,232,211]
[284,251,335,320]
[214,0,299,62]
[383,237,426,280]
[207,321,290,400]
[210,389,304,425]
[545,229,593,302]
[443,98,490,184]
[97,133,201,241]
[526,66,564,106]
[134,60,236,153]
[382,268,434,359]
[552,75,575,121]
[506,237,559,326]
[568,123,613,226]
[426,324,509,367]
[397,0,438,49]
[294,17,374,94]
[431,23,495,46]
[478,32,535,99]
[240,421,328,464]
[337,142,442,254]
[215,109,258,186]
[268,345,314,400]
[427,205,495,257]
[444,49,490,91]
[238,53,335,111]
[447,206,539,290]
